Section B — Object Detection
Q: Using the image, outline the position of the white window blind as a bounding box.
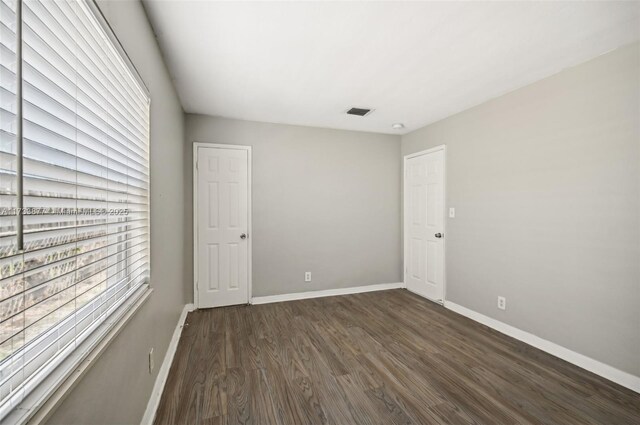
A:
[0,0,150,420]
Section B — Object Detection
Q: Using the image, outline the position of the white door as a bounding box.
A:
[195,145,250,308]
[404,147,445,303]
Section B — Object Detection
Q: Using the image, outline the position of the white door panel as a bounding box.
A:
[196,146,250,308]
[405,148,445,302]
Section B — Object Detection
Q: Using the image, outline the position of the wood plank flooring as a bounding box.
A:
[154,289,640,424]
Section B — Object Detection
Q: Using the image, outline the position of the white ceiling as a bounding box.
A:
[143,1,640,135]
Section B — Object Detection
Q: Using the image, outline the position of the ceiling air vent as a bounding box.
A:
[346,107,372,117]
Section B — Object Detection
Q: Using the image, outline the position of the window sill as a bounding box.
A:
[5,285,153,425]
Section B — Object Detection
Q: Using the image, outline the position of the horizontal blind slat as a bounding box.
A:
[0,268,148,389]
[0,224,148,260]
[0,231,148,283]
[0,248,149,331]
[24,0,149,135]
[0,95,149,171]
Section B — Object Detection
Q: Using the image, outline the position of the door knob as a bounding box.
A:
[240,233,247,239]
[435,233,443,238]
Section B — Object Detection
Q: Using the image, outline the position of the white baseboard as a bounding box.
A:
[444,301,640,394]
[251,282,405,305]
[140,303,195,425]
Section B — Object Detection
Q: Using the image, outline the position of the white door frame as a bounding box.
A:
[403,144,447,304]
[193,142,252,308]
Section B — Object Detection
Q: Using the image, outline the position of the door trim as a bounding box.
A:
[403,144,447,304]
[193,142,252,309]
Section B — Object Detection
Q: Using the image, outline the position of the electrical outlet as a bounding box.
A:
[497,296,506,311]
[148,348,155,374]
[449,207,455,218]
[305,272,312,282]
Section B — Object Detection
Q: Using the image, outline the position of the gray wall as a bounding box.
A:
[402,43,640,376]
[46,1,186,423]
[185,115,402,298]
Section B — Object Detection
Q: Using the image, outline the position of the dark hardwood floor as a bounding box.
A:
[154,289,640,425]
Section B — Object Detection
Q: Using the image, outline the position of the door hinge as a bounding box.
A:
[195,158,198,169]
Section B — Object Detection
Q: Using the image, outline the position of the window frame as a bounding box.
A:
[0,0,151,423]
[3,286,151,425]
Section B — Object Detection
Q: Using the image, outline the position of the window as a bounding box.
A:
[0,0,150,420]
